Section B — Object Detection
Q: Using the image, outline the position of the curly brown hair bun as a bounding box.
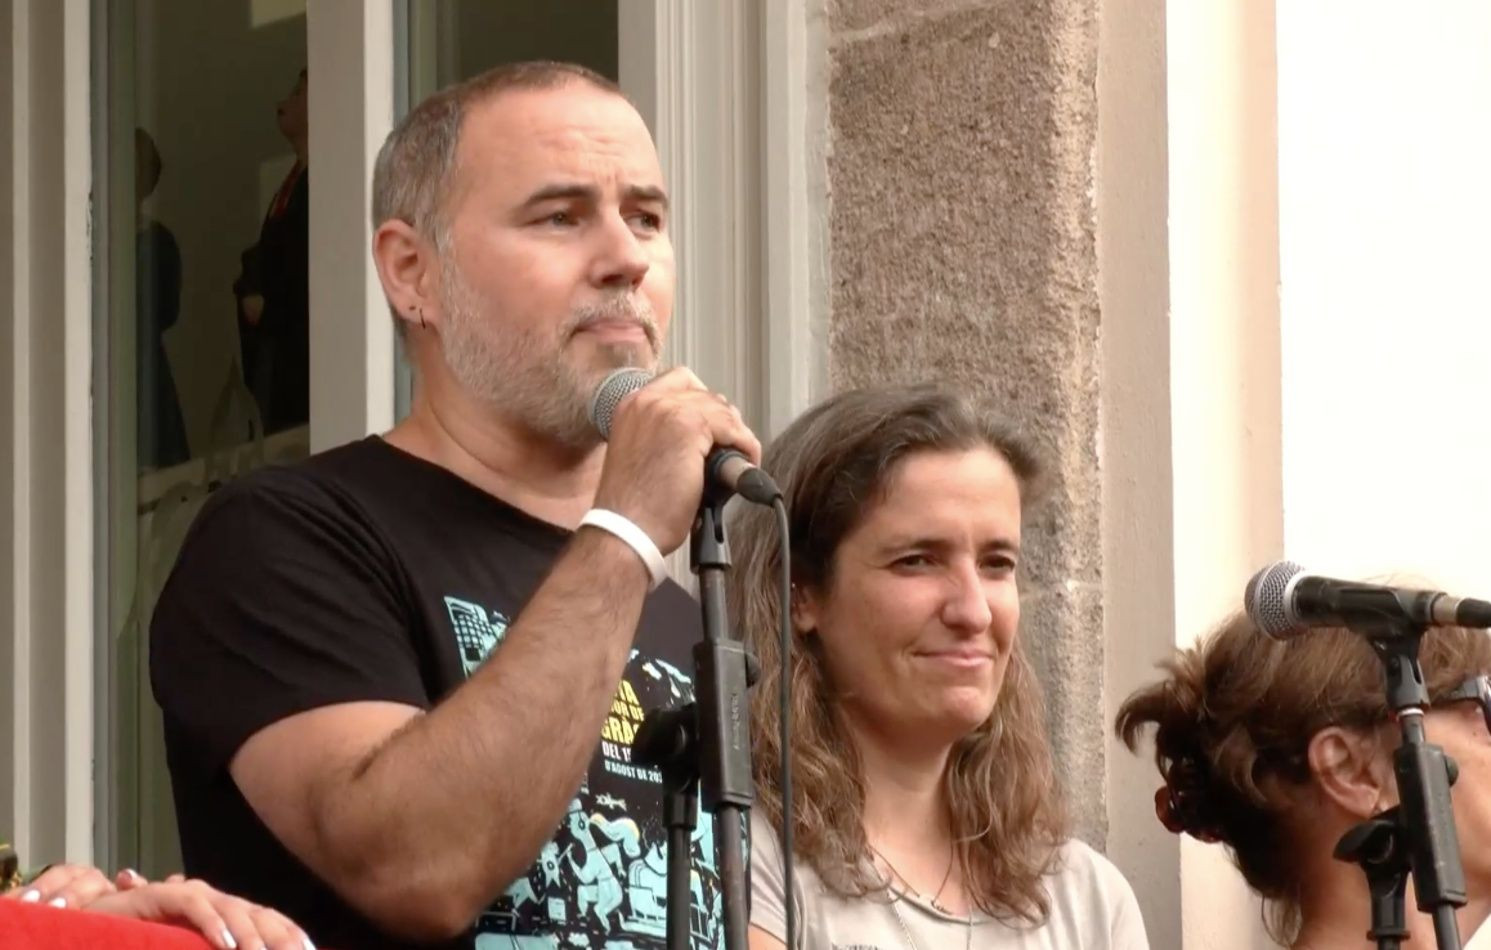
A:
[1154,756,1222,843]
[1116,608,1491,943]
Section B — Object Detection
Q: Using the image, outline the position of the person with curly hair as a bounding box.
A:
[732,384,1148,949]
[1117,607,1491,949]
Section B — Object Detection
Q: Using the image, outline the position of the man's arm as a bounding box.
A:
[228,369,760,941]
[231,528,648,939]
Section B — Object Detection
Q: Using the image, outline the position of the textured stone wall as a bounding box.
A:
[824,0,1105,844]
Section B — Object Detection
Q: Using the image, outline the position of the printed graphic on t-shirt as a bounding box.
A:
[444,597,723,949]
[445,597,511,676]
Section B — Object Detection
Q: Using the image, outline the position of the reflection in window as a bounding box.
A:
[101,0,309,880]
[134,127,188,469]
[235,68,310,435]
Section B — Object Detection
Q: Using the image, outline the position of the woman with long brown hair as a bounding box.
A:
[1117,609,1491,949]
[732,384,1147,949]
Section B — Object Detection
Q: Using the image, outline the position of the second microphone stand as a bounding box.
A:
[1336,622,1465,950]
[632,492,755,950]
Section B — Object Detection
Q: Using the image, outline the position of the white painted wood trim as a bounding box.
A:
[61,0,95,865]
[307,0,397,451]
[2,0,37,860]
[761,0,829,437]
[0,0,96,864]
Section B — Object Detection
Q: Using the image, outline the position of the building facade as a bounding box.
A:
[7,2,1491,948]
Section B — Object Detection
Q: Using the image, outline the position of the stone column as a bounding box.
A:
[823,0,1107,843]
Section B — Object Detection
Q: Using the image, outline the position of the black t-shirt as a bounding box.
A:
[150,437,721,949]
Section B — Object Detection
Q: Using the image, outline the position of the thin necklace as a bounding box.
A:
[872,846,972,950]
[888,894,974,950]
[870,844,956,912]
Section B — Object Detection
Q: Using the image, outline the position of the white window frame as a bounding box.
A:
[2,0,96,866]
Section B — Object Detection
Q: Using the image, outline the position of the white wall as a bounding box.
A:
[1278,1,1491,593]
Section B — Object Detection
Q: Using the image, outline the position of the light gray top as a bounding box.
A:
[750,812,1150,950]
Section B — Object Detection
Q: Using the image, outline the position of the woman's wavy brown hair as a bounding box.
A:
[730,383,1068,923]
[1116,610,1491,944]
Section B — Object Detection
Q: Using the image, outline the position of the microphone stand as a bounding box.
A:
[1335,810,1410,950]
[632,490,754,950]
[1336,621,1465,950]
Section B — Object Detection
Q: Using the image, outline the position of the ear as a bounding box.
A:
[1307,726,1394,818]
[372,218,440,335]
[790,583,823,637]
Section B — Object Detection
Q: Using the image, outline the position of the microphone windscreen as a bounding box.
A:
[1245,560,1305,639]
[588,368,654,439]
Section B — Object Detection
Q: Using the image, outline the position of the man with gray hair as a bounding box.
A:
[151,61,758,950]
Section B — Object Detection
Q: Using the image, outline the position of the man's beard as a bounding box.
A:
[438,261,661,449]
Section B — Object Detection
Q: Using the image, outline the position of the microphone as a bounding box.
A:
[1244,560,1491,639]
[587,368,782,506]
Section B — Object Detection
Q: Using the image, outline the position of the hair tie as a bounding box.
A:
[1154,758,1223,844]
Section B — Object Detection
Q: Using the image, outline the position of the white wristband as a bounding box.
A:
[578,508,667,591]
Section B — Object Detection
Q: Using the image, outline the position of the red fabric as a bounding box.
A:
[0,898,214,949]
